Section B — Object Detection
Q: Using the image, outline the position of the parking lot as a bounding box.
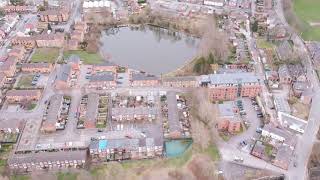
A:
[229,98,263,153]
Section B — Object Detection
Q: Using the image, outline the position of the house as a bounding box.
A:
[217,102,241,133]
[0,118,25,133]
[0,73,7,89]
[39,9,70,22]
[41,94,63,133]
[292,81,309,97]
[8,150,87,171]
[278,65,292,84]
[74,21,88,32]
[89,138,162,161]
[21,63,53,73]
[92,62,118,74]
[276,40,293,60]
[11,36,36,49]
[67,55,81,71]
[8,46,26,61]
[203,73,261,101]
[35,33,65,48]
[4,5,29,13]
[309,167,320,180]
[268,26,287,40]
[83,93,99,128]
[203,0,224,7]
[288,64,306,82]
[162,76,198,88]
[0,57,17,77]
[251,140,268,161]
[301,88,313,105]
[130,73,160,87]
[261,124,296,149]
[306,42,320,68]
[88,72,117,89]
[70,31,84,42]
[273,95,291,114]
[278,112,307,134]
[67,39,79,50]
[6,90,42,103]
[54,64,72,90]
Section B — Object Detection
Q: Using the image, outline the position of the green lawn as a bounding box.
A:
[257,39,275,49]
[10,175,30,180]
[293,0,320,41]
[203,144,220,161]
[64,50,103,65]
[56,172,78,180]
[31,48,60,63]
[16,75,34,88]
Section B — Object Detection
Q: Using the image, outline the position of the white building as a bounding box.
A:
[203,0,224,7]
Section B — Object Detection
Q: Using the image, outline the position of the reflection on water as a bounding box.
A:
[100,25,200,75]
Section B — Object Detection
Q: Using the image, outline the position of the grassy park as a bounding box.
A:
[16,74,34,89]
[64,50,103,65]
[31,48,60,63]
[293,0,320,40]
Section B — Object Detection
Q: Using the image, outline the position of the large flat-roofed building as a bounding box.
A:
[41,94,64,133]
[203,73,261,101]
[162,76,198,88]
[6,90,42,103]
[8,150,87,172]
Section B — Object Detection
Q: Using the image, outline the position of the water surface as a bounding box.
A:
[100,26,199,75]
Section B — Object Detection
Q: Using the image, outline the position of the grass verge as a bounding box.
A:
[31,48,59,63]
[64,50,103,65]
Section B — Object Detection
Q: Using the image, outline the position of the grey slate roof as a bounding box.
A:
[90,72,115,82]
[46,94,64,123]
[8,150,87,165]
[57,64,71,82]
[132,73,159,81]
[85,93,99,123]
[208,73,259,85]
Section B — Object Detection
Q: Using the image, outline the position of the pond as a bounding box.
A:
[165,139,193,157]
[100,25,200,75]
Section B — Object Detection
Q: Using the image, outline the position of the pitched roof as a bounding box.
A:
[57,64,71,82]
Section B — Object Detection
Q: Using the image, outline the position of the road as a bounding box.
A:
[273,0,320,179]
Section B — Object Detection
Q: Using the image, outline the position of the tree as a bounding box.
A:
[251,19,258,33]
[38,5,45,11]
[47,23,52,31]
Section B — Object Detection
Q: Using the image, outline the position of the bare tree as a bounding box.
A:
[199,16,230,61]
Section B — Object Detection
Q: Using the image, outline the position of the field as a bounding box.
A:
[293,0,320,41]
[64,50,103,65]
[31,48,60,63]
[16,74,34,89]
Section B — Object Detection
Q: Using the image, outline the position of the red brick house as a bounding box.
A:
[217,102,241,133]
[0,57,17,77]
[92,62,118,74]
[11,36,36,49]
[8,46,26,61]
[130,73,159,87]
[35,33,65,48]
[0,73,6,89]
[204,73,261,101]
[21,63,53,73]
[6,90,42,103]
[39,9,70,22]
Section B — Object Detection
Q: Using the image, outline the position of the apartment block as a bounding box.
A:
[130,73,160,87]
[201,73,261,101]
[6,90,42,103]
[21,63,53,73]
